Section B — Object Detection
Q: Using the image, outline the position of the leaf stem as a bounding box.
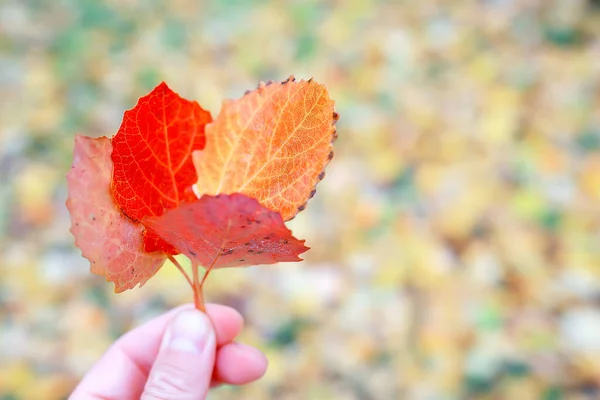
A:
[168,255,193,288]
[189,251,222,312]
[200,251,221,287]
[191,263,205,312]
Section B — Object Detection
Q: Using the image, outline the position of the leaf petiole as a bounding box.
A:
[191,263,205,312]
[200,251,220,287]
[190,251,222,312]
[168,255,193,289]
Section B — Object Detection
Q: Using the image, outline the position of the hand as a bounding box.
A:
[70,304,268,399]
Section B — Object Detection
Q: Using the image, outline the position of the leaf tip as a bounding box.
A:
[156,81,171,91]
[113,285,126,294]
[73,134,85,145]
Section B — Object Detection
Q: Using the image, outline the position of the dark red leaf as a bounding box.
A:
[142,193,309,269]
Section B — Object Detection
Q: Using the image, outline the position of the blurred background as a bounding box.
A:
[2,0,600,399]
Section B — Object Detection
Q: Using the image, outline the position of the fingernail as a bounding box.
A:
[161,310,211,354]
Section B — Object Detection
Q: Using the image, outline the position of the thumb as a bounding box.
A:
[142,309,216,400]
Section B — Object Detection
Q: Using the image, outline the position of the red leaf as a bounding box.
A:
[142,193,309,269]
[111,82,212,253]
[66,135,166,292]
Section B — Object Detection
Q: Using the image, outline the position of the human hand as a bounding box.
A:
[70,304,268,399]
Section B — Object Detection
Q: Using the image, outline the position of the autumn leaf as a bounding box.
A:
[111,82,212,253]
[193,77,337,221]
[67,78,337,310]
[66,135,166,292]
[143,193,309,270]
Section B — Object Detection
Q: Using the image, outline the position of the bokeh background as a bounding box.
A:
[2,0,600,399]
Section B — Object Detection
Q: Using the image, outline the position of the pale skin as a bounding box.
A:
[70,304,268,399]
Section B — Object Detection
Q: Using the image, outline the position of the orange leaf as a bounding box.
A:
[66,135,166,292]
[111,82,212,253]
[143,193,309,269]
[193,77,337,220]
